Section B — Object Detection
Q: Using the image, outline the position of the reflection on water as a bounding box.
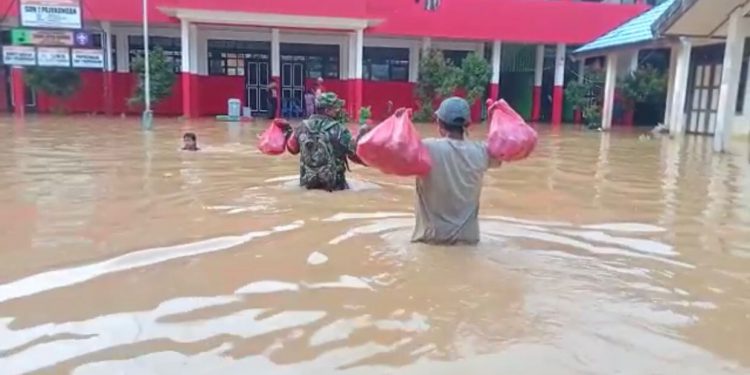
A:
[0,116,749,375]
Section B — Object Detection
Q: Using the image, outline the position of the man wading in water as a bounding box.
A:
[278,92,367,191]
[407,97,502,245]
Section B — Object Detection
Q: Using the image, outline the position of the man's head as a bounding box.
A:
[315,92,344,117]
[317,77,324,85]
[435,97,470,138]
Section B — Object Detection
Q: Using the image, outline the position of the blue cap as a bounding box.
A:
[435,96,470,128]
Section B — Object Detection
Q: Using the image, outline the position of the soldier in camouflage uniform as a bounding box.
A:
[281,92,368,191]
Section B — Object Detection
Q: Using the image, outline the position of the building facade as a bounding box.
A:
[0,0,649,121]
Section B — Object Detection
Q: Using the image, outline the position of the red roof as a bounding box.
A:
[0,0,648,44]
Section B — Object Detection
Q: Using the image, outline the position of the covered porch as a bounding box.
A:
[158,4,376,120]
[654,0,750,152]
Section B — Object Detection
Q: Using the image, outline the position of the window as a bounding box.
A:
[128,36,181,73]
[363,47,409,82]
[207,40,270,76]
[443,50,470,66]
[737,38,750,114]
[280,43,340,79]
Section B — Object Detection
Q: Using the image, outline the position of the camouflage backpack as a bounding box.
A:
[298,117,342,191]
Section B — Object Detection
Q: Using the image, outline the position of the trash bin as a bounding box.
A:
[227,99,241,118]
[242,107,252,118]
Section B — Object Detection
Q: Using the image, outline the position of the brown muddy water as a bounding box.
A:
[0,116,749,375]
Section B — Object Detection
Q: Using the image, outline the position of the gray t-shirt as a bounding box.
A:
[412,138,496,245]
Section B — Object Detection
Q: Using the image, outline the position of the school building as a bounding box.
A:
[0,0,653,122]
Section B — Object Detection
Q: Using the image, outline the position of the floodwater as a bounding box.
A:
[0,116,749,375]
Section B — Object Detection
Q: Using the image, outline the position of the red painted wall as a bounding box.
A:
[33,71,182,116]
[362,81,417,120]
[198,75,245,116]
[0,67,8,112]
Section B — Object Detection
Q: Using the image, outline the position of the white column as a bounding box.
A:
[409,42,420,83]
[115,32,128,73]
[271,28,280,78]
[180,19,190,74]
[491,40,502,86]
[534,45,545,87]
[102,22,114,72]
[189,24,198,75]
[347,32,356,79]
[714,9,745,152]
[553,43,566,87]
[602,53,618,130]
[422,37,432,52]
[663,45,678,125]
[628,51,639,72]
[354,29,363,80]
[669,38,692,135]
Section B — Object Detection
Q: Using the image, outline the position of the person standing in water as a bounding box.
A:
[406,97,502,245]
[314,77,325,98]
[278,92,367,191]
[267,81,279,119]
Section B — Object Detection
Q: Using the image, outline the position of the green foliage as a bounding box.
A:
[619,66,667,108]
[415,49,460,121]
[460,52,492,105]
[129,47,176,107]
[24,67,81,99]
[414,49,491,122]
[565,70,604,127]
[358,106,372,125]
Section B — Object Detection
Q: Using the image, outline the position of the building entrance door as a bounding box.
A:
[686,62,722,135]
[246,60,270,114]
[281,58,305,118]
[686,44,724,135]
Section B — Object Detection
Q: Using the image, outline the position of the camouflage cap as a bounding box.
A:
[316,92,342,109]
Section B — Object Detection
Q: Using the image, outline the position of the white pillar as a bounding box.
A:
[602,53,618,130]
[669,38,692,135]
[347,32,356,80]
[491,41,502,86]
[271,28,280,78]
[189,24,198,75]
[115,32,128,73]
[409,43,420,83]
[102,22,114,72]
[422,37,432,52]
[664,45,678,125]
[534,45,544,87]
[553,43,566,87]
[354,29,363,80]
[180,19,190,73]
[714,9,744,152]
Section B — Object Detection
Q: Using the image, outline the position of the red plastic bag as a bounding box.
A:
[356,109,432,176]
[258,120,287,155]
[487,99,538,162]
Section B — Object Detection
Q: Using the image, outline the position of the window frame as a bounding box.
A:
[362,46,410,82]
[128,36,182,73]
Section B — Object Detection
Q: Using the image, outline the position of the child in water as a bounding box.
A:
[182,132,199,151]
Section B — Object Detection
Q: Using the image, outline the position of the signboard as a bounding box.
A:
[37,47,70,67]
[20,0,82,29]
[72,49,103,68]
[12,28,74,46]
[3,46,37,66]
